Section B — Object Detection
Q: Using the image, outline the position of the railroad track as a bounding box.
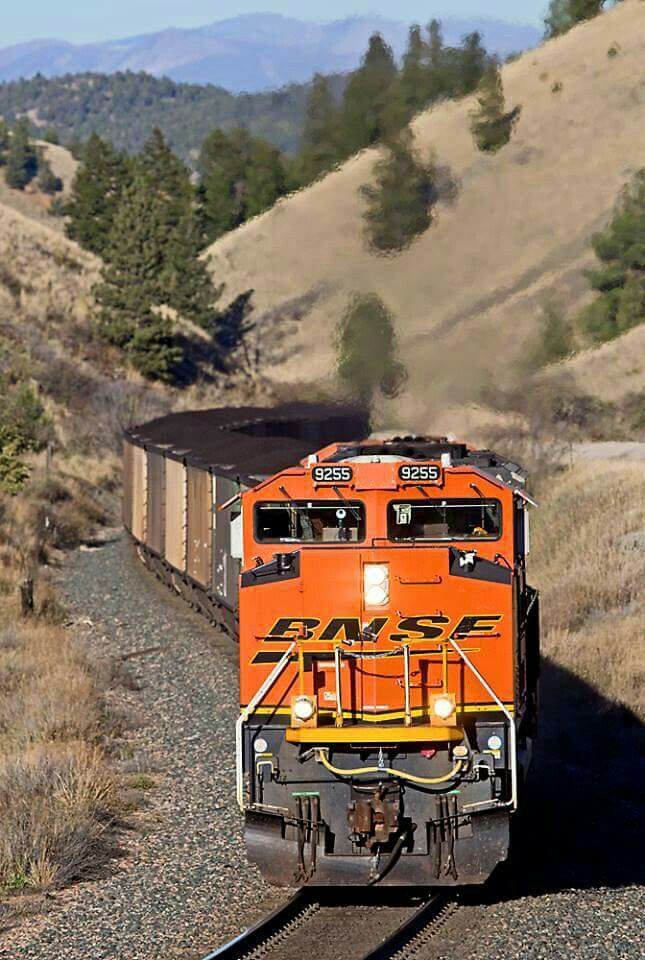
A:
[203,890,457,960]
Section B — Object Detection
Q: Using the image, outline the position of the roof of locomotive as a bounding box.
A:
[318,437,528,489]
[124,403,371,486]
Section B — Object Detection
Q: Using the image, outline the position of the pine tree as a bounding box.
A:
[470,59,521,153]
[457,32,488,95]
[425,20,449,101]
[245,137,287,219]
[198,127,287,242]
[336,293,407,404]
[399,25,429,120]
[93,175,182,380]
[341,34,401,154]
[137,127,217,328]
[5,119,38,190]
[544,0,606,38]
[65,133,130,256]
[198,128,247,242]
[36,152,63,195]
[361,130,436,255]
[297,74,343,185]
[0,120,9,166]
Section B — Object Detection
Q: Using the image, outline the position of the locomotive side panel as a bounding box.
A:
[165,457,187,573]
[187,465,213,588]
[146,451,165,556]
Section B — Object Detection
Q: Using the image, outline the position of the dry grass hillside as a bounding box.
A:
[0,141,77,232]
[207,0,645,425]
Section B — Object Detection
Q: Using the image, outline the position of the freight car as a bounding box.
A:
[123,405,539,888]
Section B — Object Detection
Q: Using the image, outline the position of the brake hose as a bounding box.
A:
[317,748,464,785]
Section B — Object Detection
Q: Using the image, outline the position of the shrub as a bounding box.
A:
[336,293,407,404]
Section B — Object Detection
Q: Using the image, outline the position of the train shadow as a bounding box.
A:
[481,656,644,902]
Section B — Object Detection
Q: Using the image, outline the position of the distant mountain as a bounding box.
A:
[0,13,540,92]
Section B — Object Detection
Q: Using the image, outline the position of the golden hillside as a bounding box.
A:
[207,0,645,422]
[0,141,78,231]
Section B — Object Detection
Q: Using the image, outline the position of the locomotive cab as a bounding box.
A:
[238,438,539,887]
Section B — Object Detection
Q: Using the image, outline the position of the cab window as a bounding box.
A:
[388,499,501,541]
[255,501,365,543]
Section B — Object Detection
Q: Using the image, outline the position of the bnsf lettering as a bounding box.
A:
[266,618,321,640]
[266,614,502,644]
[390,615,450,642]
[312,465,353,483]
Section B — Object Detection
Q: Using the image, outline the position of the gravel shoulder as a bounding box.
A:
[0,537,282,960]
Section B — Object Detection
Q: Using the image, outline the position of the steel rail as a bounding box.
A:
[359,893,450,960]
[201,890,318,960]
[203,891,451,960]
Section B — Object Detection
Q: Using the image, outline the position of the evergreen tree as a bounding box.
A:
[135,127,218,328]
[65,133,130,256]
[361,130,436,255]
[580,168,645,342]
[399,25,430,120]
[544,0,606,38]
[198,127,287,242]
[340,34,401,154]
[296,74,343,185]
[0,120,9,166]
[425,20,448,101]
[245,137,287,219]
[5,119,38,190]
[470,59,521,153]
[456,32,488,95]
[198,128,246,241]
[36,152,63,194]
[93,176,182,380]
[336,293,407,404]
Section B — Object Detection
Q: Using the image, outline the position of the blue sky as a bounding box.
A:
[3,2,546,46]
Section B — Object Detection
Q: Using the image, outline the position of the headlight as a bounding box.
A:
[364,563,389,607]
[292,695,316,724]
[431,694,456,723]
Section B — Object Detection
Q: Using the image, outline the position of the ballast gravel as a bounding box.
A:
[2,536,643,959]
[0,538,282,960]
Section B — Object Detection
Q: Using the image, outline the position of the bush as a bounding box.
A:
[336,293,407,404]
[578,169,645,344]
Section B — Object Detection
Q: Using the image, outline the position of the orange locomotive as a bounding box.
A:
[238,437,539,886]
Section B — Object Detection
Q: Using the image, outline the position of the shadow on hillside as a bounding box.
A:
[478,656,644,902]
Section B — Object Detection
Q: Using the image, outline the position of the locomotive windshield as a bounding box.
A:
[388,499,502,541]
[255,501,365,543]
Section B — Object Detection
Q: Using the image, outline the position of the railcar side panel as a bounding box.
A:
[131,444,147,543]
[122,440,134,532]
[187,465,212,588]
[214,476,242,609]
[146,451,165,556]
[165,457,187,572]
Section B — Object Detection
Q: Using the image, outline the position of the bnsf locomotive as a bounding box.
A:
[123,405,539,887]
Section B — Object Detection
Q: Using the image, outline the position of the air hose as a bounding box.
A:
[317,748,464,785]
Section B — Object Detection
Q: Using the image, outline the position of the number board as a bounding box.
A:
[398,464,442,484]
[312,465,354,484]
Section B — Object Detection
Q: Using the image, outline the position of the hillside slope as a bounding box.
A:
[207,0,645,424]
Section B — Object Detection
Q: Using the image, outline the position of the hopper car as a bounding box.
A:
[123,404,539,887]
